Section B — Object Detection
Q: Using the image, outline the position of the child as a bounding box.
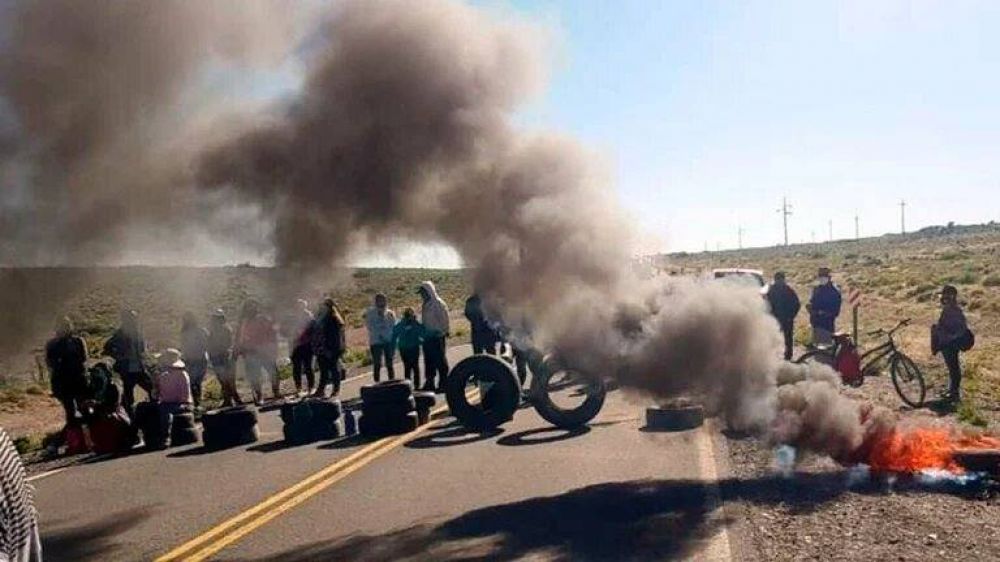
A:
[392,308,425,388]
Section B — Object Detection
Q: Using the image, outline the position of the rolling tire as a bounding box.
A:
[645,403,704,431]
[413,391,437,411]
[170,425,201,447]
[530,355,606,429]
[445,355,521,431]
[360,380,413,404]
[304,397,343,421]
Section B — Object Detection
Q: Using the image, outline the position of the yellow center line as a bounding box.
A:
[156,390,473,561]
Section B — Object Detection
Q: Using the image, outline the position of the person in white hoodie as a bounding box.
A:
[417,281,450,392]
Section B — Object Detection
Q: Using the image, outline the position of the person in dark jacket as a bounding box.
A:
[392,307,425,387]
[289,300,316,395]
[102,310,151,418]
[180,312,210,409]
[932,285,970,403]
[207,309,241,406]
[806,267,842,345]
[464,294,498,355]
[312,298,346,398]
[44,317,89,426]
[766,272,801,360]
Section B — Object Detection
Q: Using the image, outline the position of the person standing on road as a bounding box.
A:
[0,426,42,562]
[806,267,841,346]
[44,317,89,427]
[180,312,209,409]
[235,300,280,405]
[932,285,972,403]
[418,281,450,393]
[766,272,801,360]
[393,307,425,387]
[289,300,316,395]
[363,293,397,382]
[103,310,151,418]
[312,298,346,398]
[464,293,498,355]
[207,310,241,406]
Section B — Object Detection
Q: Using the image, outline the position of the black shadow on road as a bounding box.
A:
[227,470,986,562]
[496,426,590,447]
[43,505,157,561]
[404,426,503,450]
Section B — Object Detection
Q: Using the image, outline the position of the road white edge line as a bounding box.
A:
[694,420,733,562]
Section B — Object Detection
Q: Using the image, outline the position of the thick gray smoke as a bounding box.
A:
[2,0,879,459]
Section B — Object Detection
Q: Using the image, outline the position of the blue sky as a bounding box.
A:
[486,0,1000,252]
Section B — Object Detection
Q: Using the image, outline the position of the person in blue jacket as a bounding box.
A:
[807,267,842,345]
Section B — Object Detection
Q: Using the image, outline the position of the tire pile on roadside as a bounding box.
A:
[358,380,435,437]
[202,405,260,450]
[280,397,345,445]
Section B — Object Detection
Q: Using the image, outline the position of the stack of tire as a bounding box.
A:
[413,391,436,425]
[169,410,200,446]
[280,397,344,445]
[359,380,421,437]
[135,401,167,450]
[202,405,260,450]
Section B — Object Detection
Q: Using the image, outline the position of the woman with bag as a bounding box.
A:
[931,285,973,403]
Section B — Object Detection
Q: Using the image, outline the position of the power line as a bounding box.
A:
[776,197,792,246]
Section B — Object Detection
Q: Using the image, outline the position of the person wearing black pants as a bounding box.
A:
[766,271,801,361]
[291,344,315,394]
[422,335,449,391]
[932,285,970,403]
[45,317,89,427]
[312,299,346,398]
[418,281,451,392]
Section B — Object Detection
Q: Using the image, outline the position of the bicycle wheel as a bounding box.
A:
[890,353,925,408]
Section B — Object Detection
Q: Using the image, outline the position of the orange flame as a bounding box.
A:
[865,428,1000,473]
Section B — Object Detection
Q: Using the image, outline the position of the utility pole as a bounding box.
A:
[776,197,792,246]
[828,219,833,242]
[899,199,906,234]
[854,213,860,241]
[737,225,744,250]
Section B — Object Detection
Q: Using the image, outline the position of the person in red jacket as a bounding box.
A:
[235,300,280,405]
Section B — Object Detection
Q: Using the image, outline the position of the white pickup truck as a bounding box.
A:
[711,268,769,295]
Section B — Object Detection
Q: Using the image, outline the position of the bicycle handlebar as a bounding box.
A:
[868,318,911,338]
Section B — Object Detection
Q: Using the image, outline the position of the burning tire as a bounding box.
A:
[529,355,606,429]
[644,401,704,431]
[445,355,521,431]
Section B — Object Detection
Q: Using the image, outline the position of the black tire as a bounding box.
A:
[170,425,201,447]
[135,402,166,450]
[445,355,521,431]
[283,422,313,445]
[359,411,419,437]
[171,412,197,431]
[279,399,300,424]
[202,405,260,450]
[360,380,413,405]
[890,353,926,408]
[645,404,704,431]
[529,355,606,429]
[413,391,437,411]
[416,406,430,426]
[304,397,343,421]
[361,397,416,420]
[313,419,345,441]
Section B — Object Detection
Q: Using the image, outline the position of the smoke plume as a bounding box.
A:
[3,0,879,459]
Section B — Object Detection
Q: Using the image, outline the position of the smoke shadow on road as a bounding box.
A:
[229,479,725,562]
[496,426,590,447]
[42,505,157,560]
[232,471,986,561]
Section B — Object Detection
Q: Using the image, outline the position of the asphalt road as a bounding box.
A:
[33,345,731,561]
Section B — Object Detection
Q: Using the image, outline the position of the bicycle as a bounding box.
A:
[794,318,926,408]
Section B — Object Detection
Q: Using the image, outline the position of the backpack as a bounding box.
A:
[957,329,975,352]
[835,340,863,387]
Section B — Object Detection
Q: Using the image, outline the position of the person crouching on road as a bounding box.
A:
[418,281,450,393]
[312,298,346,398]
[45,316,89,428]
[153,348,193,431]
[180,312,209,409]
[393,307,425,387]
[207,309,242,406]
[807,267,841,346]
[364,293,397,382]
[235,300,280,405]
[766,272,801,360]
[932,285,971,403]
